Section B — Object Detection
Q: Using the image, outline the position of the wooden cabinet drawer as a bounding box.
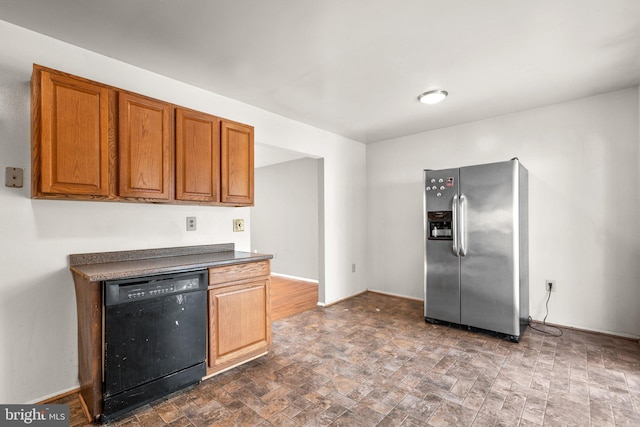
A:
[209,261,269,286]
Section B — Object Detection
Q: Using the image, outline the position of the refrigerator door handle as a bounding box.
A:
[452,194,459,256]
[459,194,467,256]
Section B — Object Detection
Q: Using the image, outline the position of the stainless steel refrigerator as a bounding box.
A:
[423,159,528,342]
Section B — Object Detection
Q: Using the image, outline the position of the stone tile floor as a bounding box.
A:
[57,292,640,426]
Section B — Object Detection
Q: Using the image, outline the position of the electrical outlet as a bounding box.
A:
[5,167,23,188]
[352,263,356,273]
[546,280,556,292]
[233,219,245,232]
[186,217,197,231]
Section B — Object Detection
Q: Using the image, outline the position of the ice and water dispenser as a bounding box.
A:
[427,211,453,240]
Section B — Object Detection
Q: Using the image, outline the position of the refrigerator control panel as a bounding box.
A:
[425,177,455,197]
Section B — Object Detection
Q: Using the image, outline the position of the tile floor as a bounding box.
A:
[57,292,640,426]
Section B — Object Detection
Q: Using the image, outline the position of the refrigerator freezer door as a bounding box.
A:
[424,168,460,324]
[459,161,520,336]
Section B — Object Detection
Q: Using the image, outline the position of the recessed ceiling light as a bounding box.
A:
[418,90,448,105]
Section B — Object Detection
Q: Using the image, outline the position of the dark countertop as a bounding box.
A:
[70,243,272,282]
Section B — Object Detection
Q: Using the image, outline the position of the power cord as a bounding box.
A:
[528,283,563,337]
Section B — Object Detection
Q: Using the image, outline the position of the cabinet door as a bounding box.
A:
[36,70,111,196]
[175,108,220,202]
[220,120,254,205]
[208,280,270,368]
[119,92,172,200]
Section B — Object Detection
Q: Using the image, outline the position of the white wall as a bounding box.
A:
[251,158,320,281]
[0,20,367,404]
[367,88,640,339]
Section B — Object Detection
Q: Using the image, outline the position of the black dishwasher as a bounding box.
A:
[103,270,207,420]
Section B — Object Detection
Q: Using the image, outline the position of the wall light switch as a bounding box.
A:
[5,167,23,188]
[233,219,245,232]
[186,217,197,231]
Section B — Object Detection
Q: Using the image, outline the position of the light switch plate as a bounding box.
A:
[5,167,23,188]
[233,219,245,232]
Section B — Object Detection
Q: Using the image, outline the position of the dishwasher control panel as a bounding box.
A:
[105,271,207,306]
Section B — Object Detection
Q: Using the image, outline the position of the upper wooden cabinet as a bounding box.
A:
[175,108,220,203]
[32,67,114,198]
[119,92,172,200]
[31,65,254,206]
[221,120,254,205]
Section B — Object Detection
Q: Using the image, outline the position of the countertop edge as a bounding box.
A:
[70,251,273,282]
[69,243,236,266]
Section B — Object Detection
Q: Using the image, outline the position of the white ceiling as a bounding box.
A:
[1,0,640,144]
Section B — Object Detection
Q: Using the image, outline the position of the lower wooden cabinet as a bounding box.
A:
[207,261,271,376]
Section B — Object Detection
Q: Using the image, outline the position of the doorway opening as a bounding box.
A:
[250,143,325,315]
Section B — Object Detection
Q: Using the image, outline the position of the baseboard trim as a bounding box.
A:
[271,272,319,283]
[367,289,423,302]
[528,319,640,342]
[37,386,80,404]
[318,290,368,307]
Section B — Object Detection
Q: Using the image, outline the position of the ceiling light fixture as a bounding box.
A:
[418,90,448,105]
